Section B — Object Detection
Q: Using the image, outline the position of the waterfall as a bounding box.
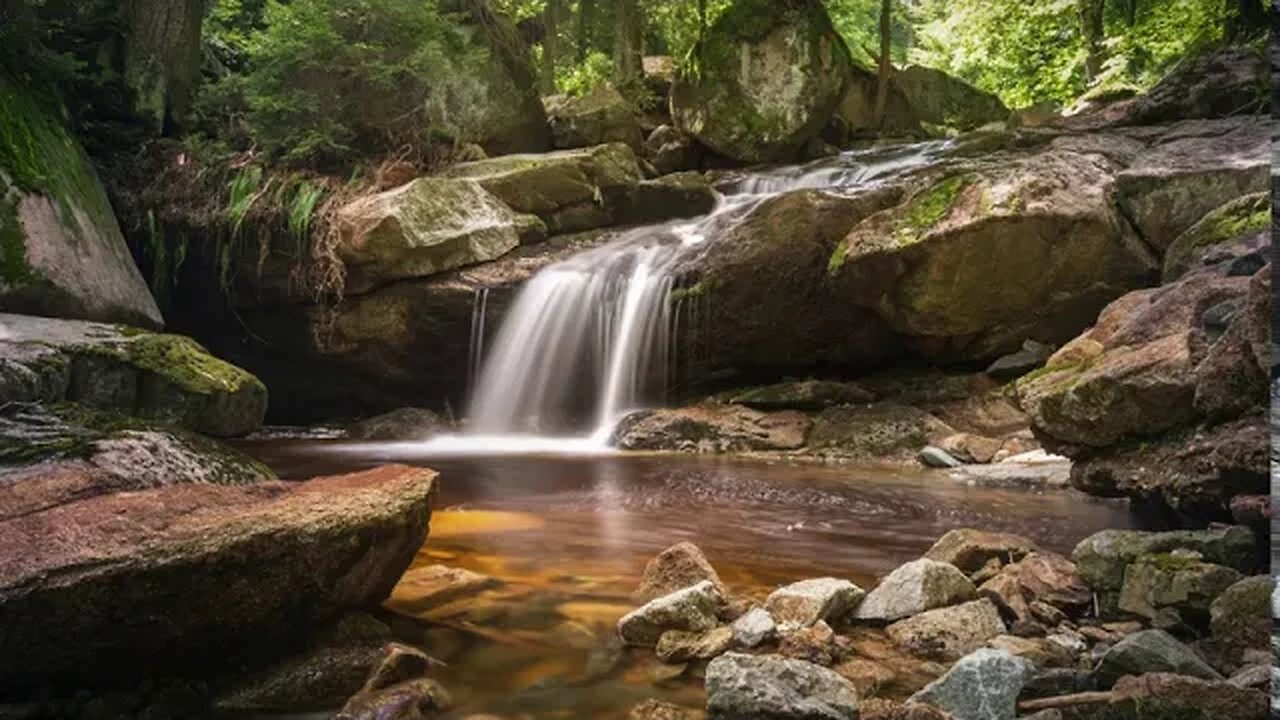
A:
[428,141,948,453]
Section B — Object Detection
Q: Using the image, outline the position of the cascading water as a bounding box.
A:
[426,141,948,453]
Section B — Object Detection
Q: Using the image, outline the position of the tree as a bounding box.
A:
[872,0,892,126]
[613,0,643,83]
[1078,0,1106,82]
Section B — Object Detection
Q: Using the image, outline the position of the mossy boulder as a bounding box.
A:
[439,143,643,233]
[1162,192,1269,282]
[892,65,1009,131]
[670,0,852,163]
[336,177,539,294]
[544,86,645,152]
[0,74,162,328]
[0,313,267,437]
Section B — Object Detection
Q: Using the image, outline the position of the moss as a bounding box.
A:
[72,333,264,397]
[892,174,971,246]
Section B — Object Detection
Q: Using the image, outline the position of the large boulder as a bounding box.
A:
[704,652,860,720]
[0,313,267,437]
[670,0,853,163]
[544,86,645,152]
[0,75,162,328]
[0,464,437,690]
[909,648,1033,720]
[335,177,540,294]
[828,147,1158,361]
[891,65,1009,131]
[439,143,643,234]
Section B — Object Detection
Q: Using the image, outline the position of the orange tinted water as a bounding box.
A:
[242,441,1138,718]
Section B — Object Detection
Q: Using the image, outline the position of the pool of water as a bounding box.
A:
[241,440,1139,718]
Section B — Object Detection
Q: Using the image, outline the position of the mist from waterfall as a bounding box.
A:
[426,142,947,453]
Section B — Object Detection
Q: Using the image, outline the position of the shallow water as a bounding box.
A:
[242,441,1139,718]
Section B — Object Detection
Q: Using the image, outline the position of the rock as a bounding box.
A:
[729,379,877,412]
[387,564,501,613]
[917,446,962,469]
[936,433,1002,464]
[544,86,644,152]
[335,677,451,720]
[1106,672,1267,720]
[1117,553,1243,624]
[908,648,1033,720]
[644,125,701,175]
[924,529,1039,575]
[670,0,852,163]
[621,172,717,225]
[1071,527,1258,613]
[635,542,726,603]
[766,577,865,628]
[1162,192,1269,283]
[439,143,643,234]
[891,65,1009,131]
[704,652,861,720]
[809,403,954,462]
[0,464,437,690]
[731,606,777,648]
[617,581,724,647]
[1093,629,1222,688]
[828,147,1157,362]
[885,598,1006,661]
[335,177,535,294]
[611,404,810,453]
[656,625,734,663]
[0,76,162,328]
[985,340,1054,380]
[629,699,698,720]
[346,408,451,441]
[0,313,267,437]
[1114,117,1268,251]
[1208,576,1270,662]
[854,558,978,622]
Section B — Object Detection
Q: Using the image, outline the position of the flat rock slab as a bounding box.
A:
[0,464,437,688]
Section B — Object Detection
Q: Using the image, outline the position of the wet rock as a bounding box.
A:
[544,86,644,152]
[809,403,954,462]
[1106,672,1267,720]
[917,446,963,469]
[670,0,851,163]
[729,379,877,412]
[936,433,1002,464]
[1208,575,1270,662]
[617,581,724,647]
[0,465,437,690]
[731,607,777,648]
[704,652,860,720]
[336,677,451,720]
[1117,552,1243,624]
[854,558,978,622]
[886,598,1006,662]
[629,699,698,720]
[634,541,726,603]
[1093,629,1222,688]
[335,177,535,294]
[765,577,865,628]
[908,648,1033,720]
[0,313,267,437]
[612,404,811,453]
[924,529,1040,575]
[346,408,451,441]
[655,625,734,664]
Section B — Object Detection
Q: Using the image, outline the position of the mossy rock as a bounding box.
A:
[1162,192,1269,282]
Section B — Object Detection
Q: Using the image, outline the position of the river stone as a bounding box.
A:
[635,541,726,603]
[0,313,267,437]
[0,76,162,329]
[544,85,644,152]
[1071,527,1257,604]
[0,464,437,690]
[1208,575,1270,661]
[1094,629,1222,688]
[924,529,1039,575]
[886,598,1006,662]
[731,607,777,648]
[335,177,531,294]
[1117,552,1243,624]
[656,625,734,663]
[766,577,865,628]
[854,558,977,622]
[1162,192,1269,283]
[439,143,643,234]
[1107,672,1268,720]
[670,0,852,163]
[908,648,1033,720]
[704,652,860,720]
[617,580,724,647]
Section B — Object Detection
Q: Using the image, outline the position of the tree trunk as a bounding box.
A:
[872,0,892,128]
[1078,0,1106,83]
[576,0,596,62]
[613,0,643,85]
[541,0,561,94]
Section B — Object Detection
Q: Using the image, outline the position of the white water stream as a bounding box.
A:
[425,142,946,454]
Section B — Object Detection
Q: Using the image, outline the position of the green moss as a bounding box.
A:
[73,333,264,397]
[892,174,971,246]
